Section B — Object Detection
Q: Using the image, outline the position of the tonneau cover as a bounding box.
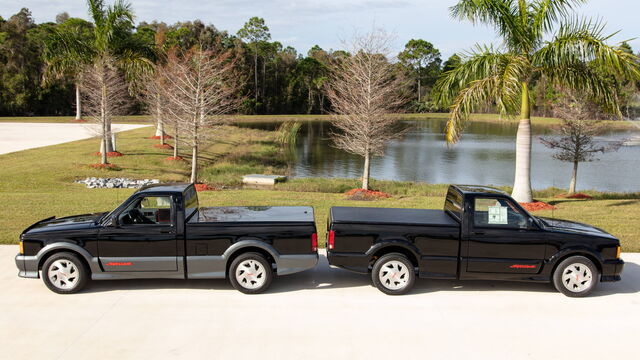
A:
[330,206,458,227]
[191,206,314,223]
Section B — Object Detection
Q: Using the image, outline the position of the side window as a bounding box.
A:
[474,197,527,229]
[119,196,173,225]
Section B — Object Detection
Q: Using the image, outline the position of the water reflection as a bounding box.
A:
[238,118,640,192]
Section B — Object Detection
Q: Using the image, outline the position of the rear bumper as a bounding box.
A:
[327,251,370,274]
[15,254,39,279]
[601,258,624,282]
[276,253,319,276]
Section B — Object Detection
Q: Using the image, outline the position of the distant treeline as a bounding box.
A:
[0,7,638,117]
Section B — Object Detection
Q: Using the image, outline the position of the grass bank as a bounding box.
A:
[0,124,638,250]
[1,113,635,130]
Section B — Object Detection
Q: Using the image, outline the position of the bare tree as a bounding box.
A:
[162,47,243,183]
[81,55,130,165]
[541,91,622,194]
[325,29,408,190]
[142,66,169,145]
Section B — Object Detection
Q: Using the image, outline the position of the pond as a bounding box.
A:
[239,118,640,192]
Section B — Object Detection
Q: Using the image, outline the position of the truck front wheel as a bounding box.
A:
[372,253,416,295]
[553,255,598,297]
[229,252,273,294]
[42,252,89,294]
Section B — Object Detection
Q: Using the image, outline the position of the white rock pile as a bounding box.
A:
[75,177,160,189]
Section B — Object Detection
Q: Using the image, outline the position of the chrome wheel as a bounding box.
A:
[47,259,80,290]
[235,259,266,290]
[378,260,410,290]
[561,263,593,292]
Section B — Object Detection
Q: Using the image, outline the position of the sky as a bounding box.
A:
[2,0,639,59]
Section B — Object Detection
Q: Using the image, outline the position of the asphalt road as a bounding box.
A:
[1,246,638,359]
[0,122,149,155]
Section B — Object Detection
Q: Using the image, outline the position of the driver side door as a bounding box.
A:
[98,194,178,272]
[464,196,546,275]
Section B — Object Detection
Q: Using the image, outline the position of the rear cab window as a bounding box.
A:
[444,187,463,222]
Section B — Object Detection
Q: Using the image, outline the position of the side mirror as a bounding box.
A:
[107,215,118,227]
[527,217,537,230]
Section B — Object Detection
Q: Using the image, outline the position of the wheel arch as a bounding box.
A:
[223,240,279,277]
[366,240,420,269]
[549,249,603,277]
[37,243,95,275]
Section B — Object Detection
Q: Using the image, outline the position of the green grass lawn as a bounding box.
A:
[0,124,638,251]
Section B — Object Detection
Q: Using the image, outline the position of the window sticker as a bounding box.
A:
[488,205,508,224]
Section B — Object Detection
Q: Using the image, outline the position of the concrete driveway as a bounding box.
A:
[0,122,150,155]
[1,246,637,359]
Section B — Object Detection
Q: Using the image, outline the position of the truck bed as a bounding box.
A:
[330,206,459,227]
[190,206,314,224]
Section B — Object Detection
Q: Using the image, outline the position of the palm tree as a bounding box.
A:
[43,19,93,121]
[433,0,640,202]
[43,0,153,159]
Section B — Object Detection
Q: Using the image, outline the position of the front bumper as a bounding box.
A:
[15,254,39,278]
[601,258,624,282]
[276,253,319,276]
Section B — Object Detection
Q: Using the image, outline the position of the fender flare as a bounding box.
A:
[222,239,281,265]
[36,242,102,274]
[365,239,421,265]
[546,246,605,272]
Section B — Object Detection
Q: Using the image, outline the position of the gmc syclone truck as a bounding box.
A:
[15,183,318,294]
[327,185,624,296]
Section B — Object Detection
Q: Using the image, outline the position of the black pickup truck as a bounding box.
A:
[327,185,624,297]
[15,183,318,294]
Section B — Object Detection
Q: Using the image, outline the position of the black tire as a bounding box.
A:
[228,252,273,294]
[42,252,89,294]
[553,255,599,297]
[372,253,416,295]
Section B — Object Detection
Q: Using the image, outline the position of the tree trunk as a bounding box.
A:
[173,124,179,158]
[568,161,578,195]
[362,151,371,190]
[155,92,165,145]
[100,82,114,153]
[417,77,421,102]
[190,144,198,184]
[75,82,82,120]
[254,51,259,105]
[100,137,107,165]
[511,82,533,203]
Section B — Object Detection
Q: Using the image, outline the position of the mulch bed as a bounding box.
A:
[149,135,173,140]
[555,193,593,199]
[88,163,120,170]
[71,119,88,123]
[345,188,391,200]
[519,201,557,212]
[194,183,215,192]
[153,144,174,149]
[165,156,184,161]
[93,151,124,157]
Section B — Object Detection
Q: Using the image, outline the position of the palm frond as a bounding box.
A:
[433,45,509,106]
[445,76,501,143]
[534,16,640,79]
[531,0,587,34]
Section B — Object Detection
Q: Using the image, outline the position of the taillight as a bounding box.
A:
[328,230,335,250]
[311,233,318,252]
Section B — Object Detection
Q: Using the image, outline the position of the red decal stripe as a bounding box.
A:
[509,264,536,269]
[106,262,132,266]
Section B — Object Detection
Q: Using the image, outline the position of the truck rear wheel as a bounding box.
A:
[42,252,88,294]
[229,252,273,294]
[553,255,598,297]
[372,253,415,295]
